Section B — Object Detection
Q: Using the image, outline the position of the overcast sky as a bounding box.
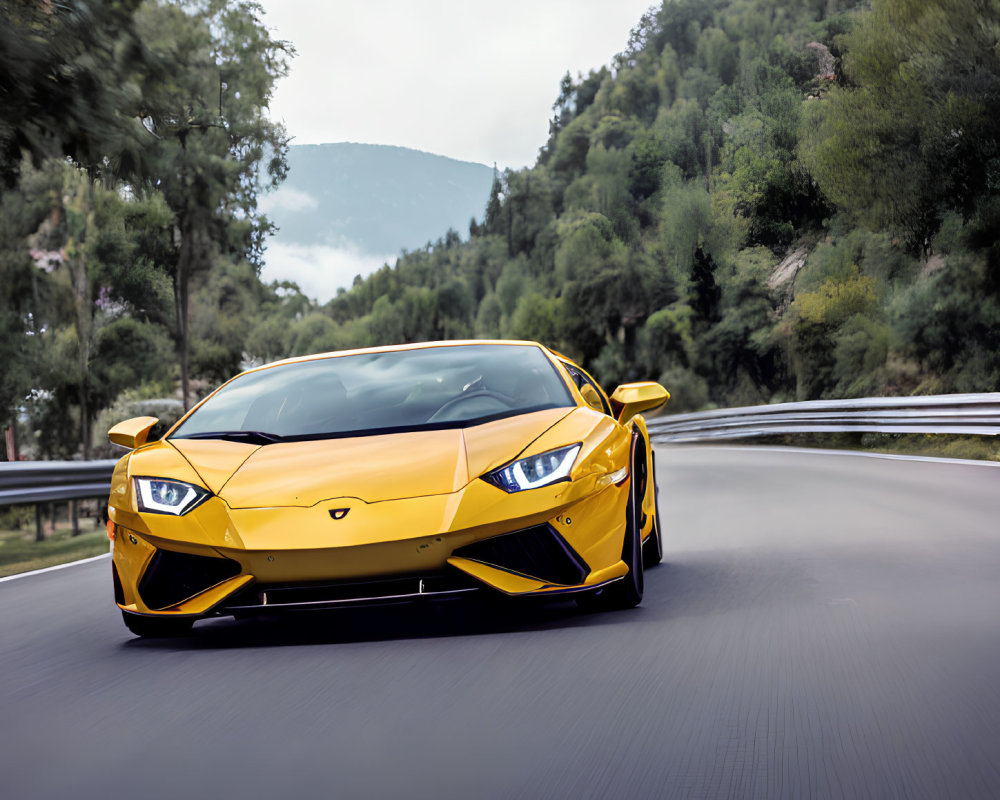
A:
[257,0,656,169]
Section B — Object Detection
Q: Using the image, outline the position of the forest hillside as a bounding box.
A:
[307,0,1000,412]
[3,0,999,460]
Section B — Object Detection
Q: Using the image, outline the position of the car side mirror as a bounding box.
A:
[579,383,605,412]
[108,416,160,450]
[609,383,669,425]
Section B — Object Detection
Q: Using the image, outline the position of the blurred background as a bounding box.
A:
[2,0,998,460]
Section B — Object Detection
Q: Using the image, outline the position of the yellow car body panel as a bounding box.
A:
[169,438,259,494]
[107,340,667,629]
[447,556,629,596]
[107,416,159,450]
[112,467,625,574]
[610,382,670,424]
[124,440,204,492]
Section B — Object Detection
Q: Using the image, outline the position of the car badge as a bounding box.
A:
[329,508,349,520]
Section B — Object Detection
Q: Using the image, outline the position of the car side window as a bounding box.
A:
[562,363,612,416]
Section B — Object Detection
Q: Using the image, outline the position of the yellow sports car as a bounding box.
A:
[106,340,669,637]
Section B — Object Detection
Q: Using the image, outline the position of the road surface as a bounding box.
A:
[2,447,999,799]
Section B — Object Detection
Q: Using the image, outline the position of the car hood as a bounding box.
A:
[165,407,572,508]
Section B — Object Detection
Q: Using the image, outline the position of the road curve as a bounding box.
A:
[2,447,999,800]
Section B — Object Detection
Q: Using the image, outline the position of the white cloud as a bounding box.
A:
[261,242,396,302]
[259,186,318,214]
[258,0,654,169]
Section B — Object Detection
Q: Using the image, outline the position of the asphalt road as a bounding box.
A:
[2,447,1000,800]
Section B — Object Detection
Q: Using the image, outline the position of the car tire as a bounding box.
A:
[121,610,195,638]
[577,458,644,611]
[642,453,663,568]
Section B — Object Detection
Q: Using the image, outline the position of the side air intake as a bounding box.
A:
[453,524,588,586]
[138,548,241,610]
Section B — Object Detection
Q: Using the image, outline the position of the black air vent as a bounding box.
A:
[138,548,241,610]
[454,525,588,586]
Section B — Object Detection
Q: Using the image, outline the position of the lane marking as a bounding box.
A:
[657,444,1000,467]
[0,552,110,584]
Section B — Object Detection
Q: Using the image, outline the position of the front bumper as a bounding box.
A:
[110,476,632,619]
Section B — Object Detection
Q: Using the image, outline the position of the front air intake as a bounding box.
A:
[453,524,588,586]
[138,548,241,610]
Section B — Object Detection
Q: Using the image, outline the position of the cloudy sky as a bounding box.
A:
[257,0,655,169]
[255,1,655,299]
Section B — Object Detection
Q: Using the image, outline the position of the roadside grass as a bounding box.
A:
[860,433,1000,462]
[711,433,1000,462]
[0,521,110,578]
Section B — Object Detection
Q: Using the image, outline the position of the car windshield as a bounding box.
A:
[170,344,574,441]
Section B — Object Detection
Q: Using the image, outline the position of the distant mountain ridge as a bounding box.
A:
[263,142,495,255]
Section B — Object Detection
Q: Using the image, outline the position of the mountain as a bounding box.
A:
[260,143,495,299]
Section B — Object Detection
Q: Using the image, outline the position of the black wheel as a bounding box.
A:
[121,610,194,638]
[577,456,644,611]
[642,453,663,568]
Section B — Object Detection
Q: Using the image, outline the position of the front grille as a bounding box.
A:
[138,548,242,610]
[224,570,480,610]
[453,524,588,586]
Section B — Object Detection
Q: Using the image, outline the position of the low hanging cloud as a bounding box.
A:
[259,186,319,214]
[260,242,396,302]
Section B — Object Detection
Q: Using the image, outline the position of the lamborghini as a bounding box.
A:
[106,340,669,637]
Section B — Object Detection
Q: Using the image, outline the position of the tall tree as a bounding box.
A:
[801,0,1000,253]
[135,0,292,408]
[0,0,149,190]
[26,163,171,457]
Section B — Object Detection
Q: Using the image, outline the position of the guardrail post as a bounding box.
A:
[71,499,80,536]
[35,504,45,543]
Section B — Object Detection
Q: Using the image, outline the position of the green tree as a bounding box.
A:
[0,0,149,189]
[801,0,1000,252]
[0,159,55,457]
[25,164,173,457]
[135,0,292,408]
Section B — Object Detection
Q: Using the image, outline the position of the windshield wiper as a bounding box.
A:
[177,430,286,445]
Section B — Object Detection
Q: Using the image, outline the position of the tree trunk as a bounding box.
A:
[507,201,513,257]
[1,423,13,462]
[175,219,192,412]
[65,172,95,459]
[73,252,93,459]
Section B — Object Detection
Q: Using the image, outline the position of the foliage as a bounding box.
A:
[5,0,1000,461]
[0,0,291,458]
[0,0,148,188]
[134,0,292,408]
[800,0,1000,253]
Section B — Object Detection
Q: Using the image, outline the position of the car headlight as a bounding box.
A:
[484,444,581,493]
[134,477,210,515]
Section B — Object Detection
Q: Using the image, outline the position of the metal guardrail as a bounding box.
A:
[0,459,117,506]
[647,393,1000,443]
[1,392,998,531]
[0,459,117,542]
